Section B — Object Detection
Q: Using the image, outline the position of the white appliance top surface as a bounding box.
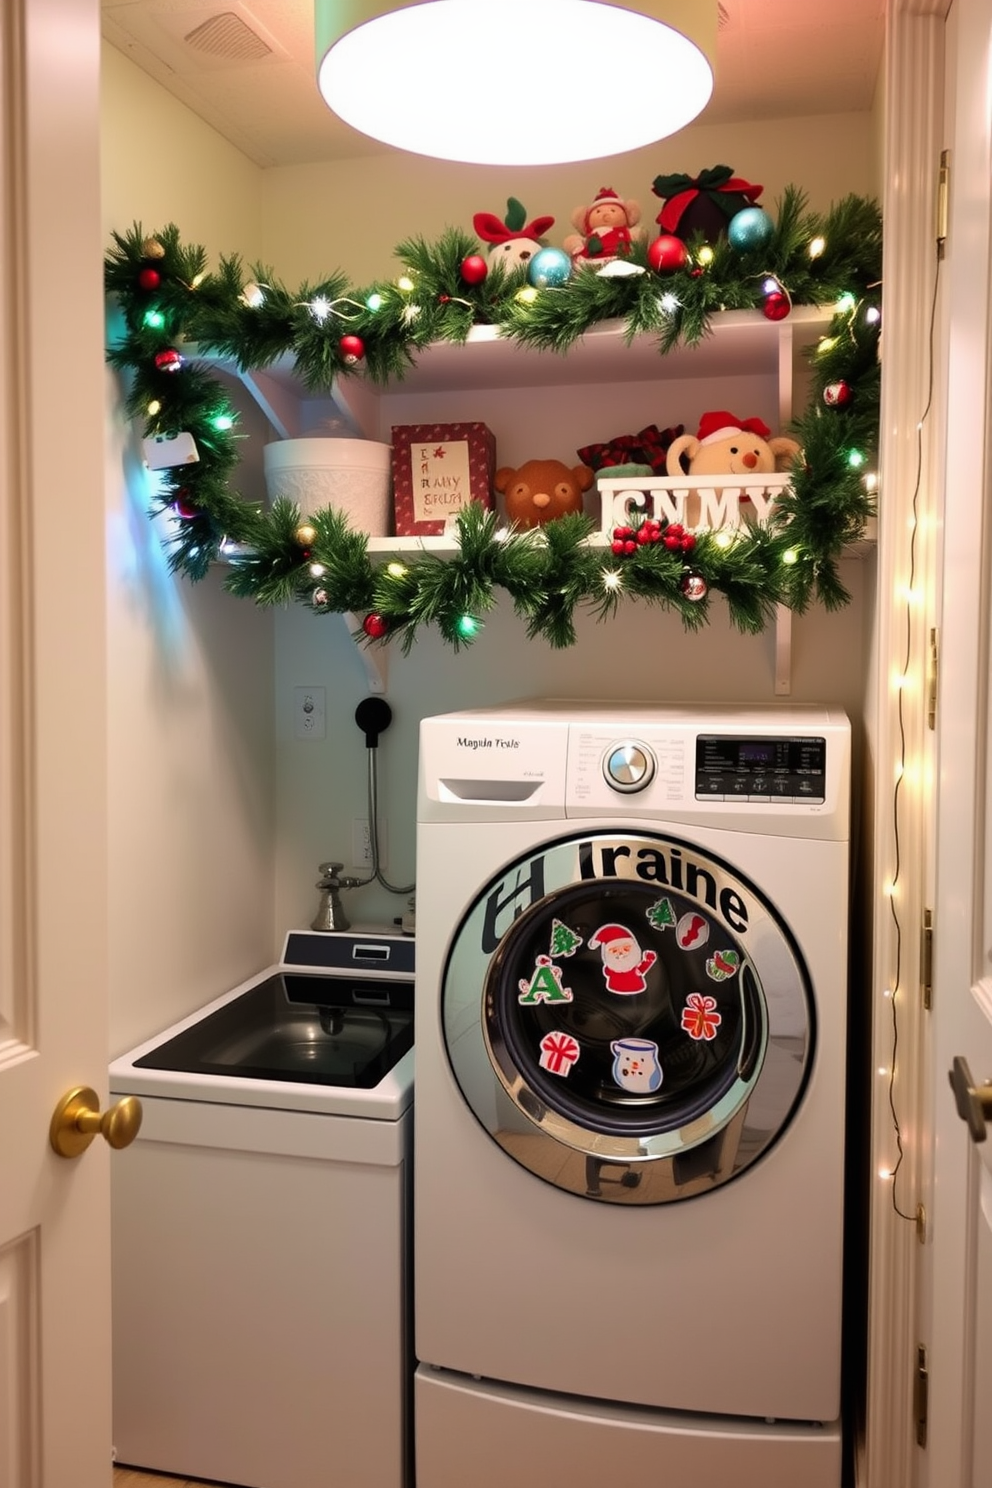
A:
[110,958,414,1121]
[418,699,851,839]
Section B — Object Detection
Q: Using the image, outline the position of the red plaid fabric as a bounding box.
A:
[578,423,684,475]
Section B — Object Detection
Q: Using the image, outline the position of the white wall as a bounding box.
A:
[100,39,881,1031]
[102,46,274,1054]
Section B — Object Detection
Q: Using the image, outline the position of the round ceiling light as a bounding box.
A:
[315,0,716,166]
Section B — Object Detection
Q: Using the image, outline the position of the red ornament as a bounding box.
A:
[680,569,708,602]
[339,334,366,365]
[172,493,199,519]
[154,348,183,373]
[460,254,489,286]
[647,235,689,275]
[762,291,791,322]
[823,380,852,408]
[363,612,390,639]
[137,266,161,291]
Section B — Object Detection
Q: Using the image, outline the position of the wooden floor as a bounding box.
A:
[114,1468,232,1488]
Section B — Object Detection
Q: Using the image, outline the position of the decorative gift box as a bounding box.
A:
[391,422,496,536]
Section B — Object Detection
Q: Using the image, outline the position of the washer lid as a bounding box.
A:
[442,830,815,1204]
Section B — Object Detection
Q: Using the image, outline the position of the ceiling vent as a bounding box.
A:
[183,10,272,62]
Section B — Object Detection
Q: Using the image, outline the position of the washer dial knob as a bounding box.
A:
[603,740,656,793]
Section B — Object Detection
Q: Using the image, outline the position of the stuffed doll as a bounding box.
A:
[666,412,800,478]
[562,187,645,265]
[494,458,595,528]
[473,197,556,272]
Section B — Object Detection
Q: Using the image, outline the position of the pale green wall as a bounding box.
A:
[258,112,881,287]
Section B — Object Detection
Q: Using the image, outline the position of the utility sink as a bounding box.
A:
[133,972,414,1088]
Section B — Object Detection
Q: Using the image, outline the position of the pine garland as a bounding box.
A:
[104,187,881,651]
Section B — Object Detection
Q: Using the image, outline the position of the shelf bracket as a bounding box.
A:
[342,612,387,694]
[774,604,792,696]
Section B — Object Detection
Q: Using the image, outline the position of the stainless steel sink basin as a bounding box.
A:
[134,972,414,1088]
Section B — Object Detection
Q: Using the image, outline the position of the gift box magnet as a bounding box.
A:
[391,422,496,536]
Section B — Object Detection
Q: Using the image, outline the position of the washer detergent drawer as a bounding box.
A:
[111,1094,410,1488]
[415,1368,842,1488]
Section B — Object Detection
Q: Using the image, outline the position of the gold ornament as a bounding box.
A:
[141,237,166,260]
[295,523,318,546]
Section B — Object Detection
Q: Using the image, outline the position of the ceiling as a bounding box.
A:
[101,0,886,169]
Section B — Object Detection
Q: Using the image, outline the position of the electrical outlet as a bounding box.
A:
[352,817,386,869]
[294,686,326,739]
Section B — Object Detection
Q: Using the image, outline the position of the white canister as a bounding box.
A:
[263,437,392,536]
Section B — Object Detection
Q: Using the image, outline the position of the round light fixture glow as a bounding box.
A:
[316,0,715,166]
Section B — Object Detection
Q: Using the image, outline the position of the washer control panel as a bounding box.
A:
[695,734,827,802]
[602,740,656,793]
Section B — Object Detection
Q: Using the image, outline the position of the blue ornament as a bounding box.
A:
[527,246,572,289]
[727,207,775,253]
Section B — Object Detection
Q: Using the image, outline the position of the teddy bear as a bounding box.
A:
[494,458,595,529]
[473,197,556,272]
[665,412,801,478]
[562,187,645,266]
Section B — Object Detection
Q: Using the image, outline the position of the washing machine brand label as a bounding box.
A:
[456,734,520,750]
[578,839,749,934]
[518,956,574,1005]
[538,1030,580,1076]
[681,992,723,1041]
[588,923,657,995]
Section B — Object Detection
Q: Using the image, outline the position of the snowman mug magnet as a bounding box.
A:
[611,1037,663,1093]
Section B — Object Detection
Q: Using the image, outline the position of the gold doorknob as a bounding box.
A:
[949,1056,992,1144]
[49,1086,143,1159]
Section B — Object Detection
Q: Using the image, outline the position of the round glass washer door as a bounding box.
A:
[441,830,815,1204]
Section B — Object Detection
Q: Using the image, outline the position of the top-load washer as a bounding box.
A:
[413,701,851,1488]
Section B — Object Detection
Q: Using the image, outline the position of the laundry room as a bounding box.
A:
[90,2,945,1486]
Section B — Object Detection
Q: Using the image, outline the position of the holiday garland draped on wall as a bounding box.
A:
[104,186,881,652]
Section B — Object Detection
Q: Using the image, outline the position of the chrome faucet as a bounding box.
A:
[312,862,352,933]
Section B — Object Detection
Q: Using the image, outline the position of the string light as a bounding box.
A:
[211,412,235,432]
[147,399,161,416]
[602,570,622,591]
[848,449,865,468]
[309,295,331,323]
[816,336,837,355]
[836,291,857,314]
[659,292,679,313]
[714,531,735,550]
[143,308,165,329]
[456,614,481,638]
[240,282,266,309]
[782,548,798,565]
[309,562,326,578]
[808,235,826,258]
[366,293,384,311]
[696,245,715,267]
[865,305,881,325]
[396,276,414,293]
[516,287,539,306]
[386,562,407,578]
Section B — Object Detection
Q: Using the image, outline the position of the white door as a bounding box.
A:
[0,1,115,1484]
[921,0,992,1482]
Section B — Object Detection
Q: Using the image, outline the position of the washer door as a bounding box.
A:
[442,830,814,1203]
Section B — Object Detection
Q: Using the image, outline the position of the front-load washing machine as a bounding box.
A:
[414,701,851,1488]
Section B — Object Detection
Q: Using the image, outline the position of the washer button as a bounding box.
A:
[604,741,656,793]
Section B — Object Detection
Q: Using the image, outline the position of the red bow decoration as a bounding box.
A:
[651,165,763,235]
[578,423,684,475]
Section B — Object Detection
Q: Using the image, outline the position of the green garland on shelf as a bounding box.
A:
[104,185,881,652]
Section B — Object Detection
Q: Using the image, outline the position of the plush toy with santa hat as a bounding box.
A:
[562,187,646,266]
[665,410,802,479]
[587,922,657,995]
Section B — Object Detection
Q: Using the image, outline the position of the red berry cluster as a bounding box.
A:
[611,521,659,555]
[661,522,696,553]
[611,520,697,556]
